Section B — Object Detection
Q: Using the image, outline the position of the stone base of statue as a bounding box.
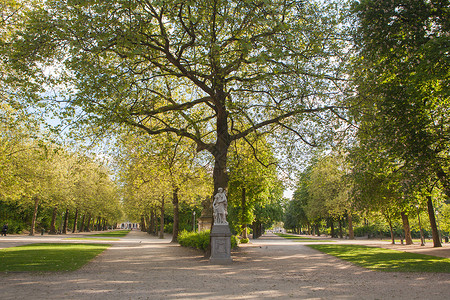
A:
[209,224,233,264]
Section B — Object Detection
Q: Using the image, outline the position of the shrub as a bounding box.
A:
[231,235,240,248]
[4,220,25,234]
[240,237,249,244]
[178,230,240,251]
[178,230,210,251]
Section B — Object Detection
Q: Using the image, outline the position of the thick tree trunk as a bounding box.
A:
[171,188,179,243]
[80,214,86,232]
[329,218,335,238]
[242,224,248,239]
[400,211,413,245]
[338,217,343,238]
[50,206,58,234]
[159,197,165,239]
[347,213,354,240]
[211,95,231,195]
[252,221,262,239]
[72,208,79,233]
[86,214,91,232]
[426,196,442,247]
[29,196,39,236]
[96,216,101,231]
[149,209,157,236]
[147,212,152,234]
[388,220,395,244]
[62,208,69,234]
[141,215,147,232]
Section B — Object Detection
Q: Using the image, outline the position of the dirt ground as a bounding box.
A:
[0,231,449,300]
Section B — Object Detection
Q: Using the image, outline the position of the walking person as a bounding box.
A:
[1,223,8,236]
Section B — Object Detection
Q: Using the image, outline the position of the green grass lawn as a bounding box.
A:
[89,230,130,237]
[308,244,450,273]
[65,237,120,241]
[275,233,330,242]
[0,243,110,272]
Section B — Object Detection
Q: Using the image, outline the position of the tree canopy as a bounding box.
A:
[6,0,349,195]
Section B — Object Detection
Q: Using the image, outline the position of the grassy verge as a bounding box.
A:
[275,233,328,242]
[0,243,110,272]
[89,230,130,237]
[308,244,450,273]
[65,237,120,241]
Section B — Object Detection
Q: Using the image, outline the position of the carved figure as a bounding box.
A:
[213,188,228,224]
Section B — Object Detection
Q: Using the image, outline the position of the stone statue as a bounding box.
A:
[213,188,228,225]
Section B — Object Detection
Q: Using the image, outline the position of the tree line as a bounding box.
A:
[285,0,449,247]
[1,0,448,244]
[0,103,122,234]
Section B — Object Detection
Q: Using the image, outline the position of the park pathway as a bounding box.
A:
[0,231,449,299]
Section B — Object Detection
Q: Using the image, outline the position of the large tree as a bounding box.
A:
[7,0,349,199]
[350,0,449,246]
[350,0,450,199]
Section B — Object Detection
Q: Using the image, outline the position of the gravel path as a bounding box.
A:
[0,231,449,299]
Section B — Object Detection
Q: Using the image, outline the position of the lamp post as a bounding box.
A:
[415,205,425,246]
[193,211,196,232]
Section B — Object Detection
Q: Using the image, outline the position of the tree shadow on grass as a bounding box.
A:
[308,244,450,273]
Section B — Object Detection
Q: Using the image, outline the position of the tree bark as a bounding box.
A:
[426,195,442,247]
[29,196,39,236]
[252,220,262,239]
[388,219,395,244]
[329,218,335,238]
[62,208,69,234]
[86,214,91,232]
[49,206,58,234]
[347,213,354,240]
[338,217,343,238]
[400,211,413,245]
[96,216,101,231]
[159,196,165,239]
[80,214,86,232]
[149,209,157,236]
[171,188,179,243]
[141,215,147,232]
[72,208,78,233]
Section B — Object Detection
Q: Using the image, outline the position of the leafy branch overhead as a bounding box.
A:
[6,0,349,192]
[9,0,347,145]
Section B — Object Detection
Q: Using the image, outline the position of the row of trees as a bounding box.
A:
[2,0,447,245]
[285,0,449,247]
[114,129,284,241]
[0,103,122,234]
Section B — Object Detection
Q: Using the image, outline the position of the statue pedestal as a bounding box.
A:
[209,224,233,264]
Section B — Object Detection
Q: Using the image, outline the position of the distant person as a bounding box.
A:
[1,223,8,236]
